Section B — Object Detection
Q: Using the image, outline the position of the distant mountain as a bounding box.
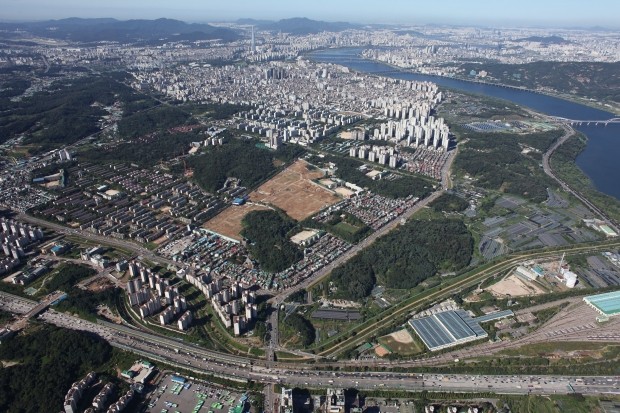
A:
[0,18,239,43]
[393,29,426,37]
[235,18,274,26]
[515,35,570,45]
[258,17,360,35]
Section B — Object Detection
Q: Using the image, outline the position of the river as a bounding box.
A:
[307,48,620,201]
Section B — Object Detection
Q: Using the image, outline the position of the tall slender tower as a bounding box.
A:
[251,25,256,53]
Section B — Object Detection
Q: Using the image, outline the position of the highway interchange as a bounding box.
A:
[1,290,619,397]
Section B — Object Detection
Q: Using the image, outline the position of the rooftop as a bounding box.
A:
[290,229,319,245]
[584,291,620,316]
[409,309,489,352]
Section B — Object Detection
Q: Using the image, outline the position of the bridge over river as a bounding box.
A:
[549,117,620,126]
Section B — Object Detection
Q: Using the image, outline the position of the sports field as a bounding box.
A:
[377,329,423,356]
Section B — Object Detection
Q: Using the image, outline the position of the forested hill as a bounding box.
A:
[237,17,360,35]
[0,18,239,43]
[0,326,113,412]
[458,61,620,105]
[330,218,473,300]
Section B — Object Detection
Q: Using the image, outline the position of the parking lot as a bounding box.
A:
[147,374,248,413]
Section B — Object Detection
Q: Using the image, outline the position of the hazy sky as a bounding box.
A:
[2,0,618,27]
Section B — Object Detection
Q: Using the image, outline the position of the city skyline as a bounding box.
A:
[2,0,620,28]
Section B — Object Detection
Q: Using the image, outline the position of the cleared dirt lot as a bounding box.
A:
[203,203,270,241]
[204,160,340,240]
[249,159,339,221]
[488,274,547,297]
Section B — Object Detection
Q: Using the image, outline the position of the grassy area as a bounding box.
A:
[499,341,620,357]
[314,238,620,357]
[275,351,307,361]
[499,394,603,413]
[334,221,362,235]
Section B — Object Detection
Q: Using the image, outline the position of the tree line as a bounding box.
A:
[282,313,315,347]
[0,74,156,151]
[189,139,304,193]
[323,155,432,199]
[430,192,470,213]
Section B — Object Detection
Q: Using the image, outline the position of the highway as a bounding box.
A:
[2,291,619,396]
[16,144,454,363]
[4,134,619,398]
[541,123,619,233]
[266,143,459,356]
[314,239,620,357]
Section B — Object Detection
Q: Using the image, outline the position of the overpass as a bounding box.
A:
[24,291,66,318]
[1,291,66,330]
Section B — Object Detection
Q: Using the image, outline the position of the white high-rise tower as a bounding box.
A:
[251,26,256,53]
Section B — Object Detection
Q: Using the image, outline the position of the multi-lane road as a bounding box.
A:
[18,213,177,268]
[265,149,456,355]
[541,123,619,233]
[1,291,619,397]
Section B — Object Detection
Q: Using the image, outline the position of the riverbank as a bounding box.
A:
[370,60,620,116]
[307,47,620,205]
[307,47,620,116]
[550,132,620,225]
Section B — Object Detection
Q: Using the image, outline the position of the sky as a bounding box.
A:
[1,0,619,28]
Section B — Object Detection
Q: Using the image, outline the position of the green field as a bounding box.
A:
[499,341,620,357]
[500,395,604,413]
[334,221,363,235]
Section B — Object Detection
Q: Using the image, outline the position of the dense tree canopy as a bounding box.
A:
[241,210,303,273]
[325,156,432,199]
[331,218,473,300]
[0,326,112,413]
[430,193,470,213]
[282,313,315,347]
[180,102,252,120]
[189,140,303,192]
[117,106,191,138]
[82,130,201,166]
[57,288,119,320]
[459,61,620,105]
[190,140,275,192]
[454,130,562,203]
[0,74,156,151]
[41,263,96,295]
